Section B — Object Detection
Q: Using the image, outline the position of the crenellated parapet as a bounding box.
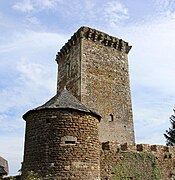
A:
[101,141,175,157]
[56,26,132,61]
[101,142,175,179]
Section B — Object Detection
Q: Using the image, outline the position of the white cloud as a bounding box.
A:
[25,16,40,25]
[104,1,129,26]
[24,0,129,28]
[0,58,56,113]
[154,0,175,18]
[13,0,62,13]
[134,105,169,128]
[136,132,165,145]
[0,30,68,134]
[13,0,34,13]
[0,136,24,175]
[0,30,66,57]
[155,0,174,10]
[0,115,23,132]
[36,0,60,9]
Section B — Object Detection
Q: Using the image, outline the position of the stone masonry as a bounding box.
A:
[100,142,175,180]
[0,156,8,177]
[21,26,175,180]
[22,89,101,180]
[56,27,135,144]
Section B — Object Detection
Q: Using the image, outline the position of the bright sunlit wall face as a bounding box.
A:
[56,27,135,144]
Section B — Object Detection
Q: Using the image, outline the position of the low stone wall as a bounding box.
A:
[100,142,175,180]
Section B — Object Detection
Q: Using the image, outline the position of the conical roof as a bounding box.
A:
[23,88,101,121]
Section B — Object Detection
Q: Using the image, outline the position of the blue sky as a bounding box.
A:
[0,0,175,176]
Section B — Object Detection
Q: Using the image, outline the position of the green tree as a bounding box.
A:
[164,109,175,146]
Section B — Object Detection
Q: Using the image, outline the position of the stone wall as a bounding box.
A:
[81,36,134,144]
[100,142,175,180]
[56,26,135,144]
[57,38,81,100]
[0,156,8,176]
[22,109,100,180]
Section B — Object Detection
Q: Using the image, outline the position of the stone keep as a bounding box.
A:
[22,89,101,180]
[56,27,135,144]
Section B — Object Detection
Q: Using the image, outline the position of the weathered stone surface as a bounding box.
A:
[100,142,175,180]
[56,26,135,144]
[21,26,175,180]
[0,156,8,176]
[22,109,100,180]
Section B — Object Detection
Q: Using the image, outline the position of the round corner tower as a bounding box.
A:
[22,89,101,180]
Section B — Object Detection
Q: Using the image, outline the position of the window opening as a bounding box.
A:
[65,141,76,144]
[108,114,114,122]
[46,119,51,123]
[61,136,77,145]
[122,177,133,180]
[67,62,71,78]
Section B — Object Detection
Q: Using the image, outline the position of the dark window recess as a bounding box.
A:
[122,178,133,180]
[67,62,71,78]
[108,114,114,122]
[46,119,51,123]
[102,142,110,150]
[65,141,76,144]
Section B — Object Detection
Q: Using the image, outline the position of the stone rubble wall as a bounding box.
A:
[56,26,135,144]
[100,141,175,180]
[22,109,100,180]
[81,38,134,144]
[57,38,81,100]
[0,156,8,175]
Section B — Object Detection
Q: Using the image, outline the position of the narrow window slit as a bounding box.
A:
[65,141,76,144]
[108,114,114,122]
[46,119,51,123]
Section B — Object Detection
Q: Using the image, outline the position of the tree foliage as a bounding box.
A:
[164,109,175,146]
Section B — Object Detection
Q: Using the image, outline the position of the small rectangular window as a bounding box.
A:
[46,119,51,123]
[108,114,114,122]
[67,62,71,78]
[122,177,133,180]
[61,136,77,146]
[65,141,76,144]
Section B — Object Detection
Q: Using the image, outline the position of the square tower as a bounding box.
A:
[56,27,135,144]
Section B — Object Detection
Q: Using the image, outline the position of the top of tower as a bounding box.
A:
[23,88,101,121]
[0,156,8,176]
[56,26,132,61]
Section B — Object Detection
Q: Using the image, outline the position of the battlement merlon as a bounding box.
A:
[55,26,132,62]
[101,142,175,154]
